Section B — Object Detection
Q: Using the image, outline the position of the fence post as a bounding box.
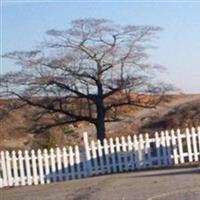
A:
[83,132,92,176]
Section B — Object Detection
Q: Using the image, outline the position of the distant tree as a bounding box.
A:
[1,19,172,141]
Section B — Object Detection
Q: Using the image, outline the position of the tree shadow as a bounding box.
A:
[128,167,200,178]
[42,143,181,184]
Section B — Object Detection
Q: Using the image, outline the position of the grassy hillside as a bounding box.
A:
[0,94,199,150]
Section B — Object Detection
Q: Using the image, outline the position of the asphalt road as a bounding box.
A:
[1,167,200,200]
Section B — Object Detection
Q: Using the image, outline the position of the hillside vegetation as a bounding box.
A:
[0,94,199,150]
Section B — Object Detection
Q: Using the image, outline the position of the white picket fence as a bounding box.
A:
[0,127,200,188]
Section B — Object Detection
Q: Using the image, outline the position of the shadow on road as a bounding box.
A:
[127,167,200,178]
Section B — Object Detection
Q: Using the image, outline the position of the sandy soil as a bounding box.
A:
[1,167,200,200]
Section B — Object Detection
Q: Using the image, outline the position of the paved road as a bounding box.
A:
[1,167,200,200]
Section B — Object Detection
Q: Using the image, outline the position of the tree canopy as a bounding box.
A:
[1,19,172,140]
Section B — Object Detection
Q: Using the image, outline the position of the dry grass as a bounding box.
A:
[0,94,199,150]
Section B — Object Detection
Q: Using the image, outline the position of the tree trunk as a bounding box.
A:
[95,118,106,142]
[95,78,106,141]
[95,98,106,142]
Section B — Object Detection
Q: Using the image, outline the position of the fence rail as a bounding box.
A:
[0,127,200,188]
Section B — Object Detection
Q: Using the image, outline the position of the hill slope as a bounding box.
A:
[0,94,199,150]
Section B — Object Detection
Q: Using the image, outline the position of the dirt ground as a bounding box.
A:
[1,167,200,200]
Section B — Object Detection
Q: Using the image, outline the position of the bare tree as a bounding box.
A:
[1,19,171,141]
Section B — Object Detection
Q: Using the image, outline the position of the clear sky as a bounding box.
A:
[1,0,200,93]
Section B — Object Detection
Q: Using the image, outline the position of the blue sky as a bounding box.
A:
[1,1,200,93]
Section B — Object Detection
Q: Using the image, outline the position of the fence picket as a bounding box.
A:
[171,130,178,165]
[133,135,139,169]
[177,129,184,164]
[121,136,129,171]
[109,138,117,173]
[83,132,92,176]
[198,127,200,153]
[115,137,122,172]
[56,148,63,181]
[62,147,69,180]
[43,149,50,183]
[97,140,104,174]
[145,133,152,167]
[127,135,135,170]
[165,130,172,165]
[18,151,25,186]
[12,151,19,186]
[31,150,38,185]
[75,145,81,179]
[155,132,161,166]
[91,140,98,175]
[140,134,146,168]
[24,150,32,185]
[191,127,198,162]
[0,176,2,188]
[0,151,8,187]
[69,146,75,179]
[186,128,193,162]
[37,149,44,184]
[5,151,12,186]
[50,148,56,182]
[103,139,111,173]
[161,131,168,166]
